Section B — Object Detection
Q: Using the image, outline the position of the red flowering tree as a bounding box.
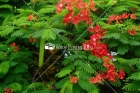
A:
[0,0,140,93]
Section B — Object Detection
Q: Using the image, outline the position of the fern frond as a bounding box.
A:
[0,26,14,36]
[12,63,28,74]
[113,5,129,13]
[30,89,50,93]
[60,81,73,93]
[11,29,27,37]
[127,71,140,80]
[28,82,44,90]
[9,82,22,92]
[117,44,129,55]
[55,76,69,89]
[0,4,13,10]
[78,78,98,92]
[0,61,10,74]
[123,81,140,91]
[56,69,72,78]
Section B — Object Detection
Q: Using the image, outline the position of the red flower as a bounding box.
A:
[23,25,26,28]
[10,42,16,47]
[89,0,96,11]
[70,76,78,84]
[62,11,73,25]
[56,1,64,13]
[89,73,104,84]
[14,46,19,52]
[118,69,125,79]
[121,12,129,19]
[108,14,116,24]
[28,14,34,21]
[128,28,137,36]
[82,40,92,50]
[130,13,137,19]
[115,15,122,24]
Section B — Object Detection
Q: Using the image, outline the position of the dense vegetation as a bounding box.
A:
[0,0,140,93]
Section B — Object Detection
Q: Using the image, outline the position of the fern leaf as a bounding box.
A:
[60,80,73,93]
[119,35,129,44]
[0,44,8,51]
[78,78,97,92]
[62,58,72,66]
[9,82,22,92]
[80,63,96,74]
[88,55,102,63]
[128,72,140,80]
[31,89,50,93]
[123,81,140,91]
[56,69,72,78]
[0,26,14,36]
[42,29,56,40]
[113,5,129,13]
[129,40,140,46]
[28,82,44,90]
[0,4,13,10]
[12,63,28,74]
[102,33,121,39]
[117,44,129,55]
[55,76,69,89]
[0,61,10,74]
[38,7,54,14]
[11,29,26,37]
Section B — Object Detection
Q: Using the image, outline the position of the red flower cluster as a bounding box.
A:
[90,57,125,84]
[10,42,19,52]
[27,14,34,21]
[128,28,137,36]
[103,57,125,82]
[56,0,96,25]
[4,88,14,93]
[108,13,137,24]
[82,25,125,83]
[83,25,110,58]
[70,76,78,84]
[89,73,104,84]
[29,37,36,43]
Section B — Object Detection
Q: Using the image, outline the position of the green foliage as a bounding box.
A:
[0,61,10,74]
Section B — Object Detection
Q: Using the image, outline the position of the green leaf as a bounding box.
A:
[0,26,14,36]
[28,82,43,90]
[129,40,140,46]
[88,55,102,63]
[119,35,129,44]
[128,72,140,80]
[60,80,73,93]
[42,29,56,40]
[9,82,22,92]
[0,61,10,74]
[78,78,96,91]
[123,81,140,91]
[11,29,26,37]
[56,69,72,78]
[12,63,28,74]
[102,33,121,39]
[55,76,69,88]
[117,44,129,55]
